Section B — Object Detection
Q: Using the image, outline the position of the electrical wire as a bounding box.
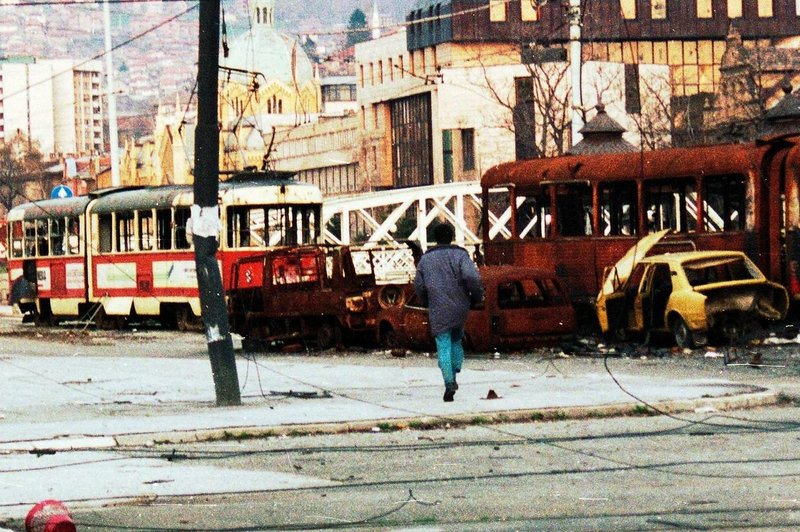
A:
[0,3,198,106]
[1,0,192,5]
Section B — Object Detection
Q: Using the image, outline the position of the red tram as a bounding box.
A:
[6,171,323,328]
[480,134,800,304]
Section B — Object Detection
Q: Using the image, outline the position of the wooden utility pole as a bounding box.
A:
[194,0,241,406]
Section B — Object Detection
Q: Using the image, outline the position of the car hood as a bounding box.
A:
[600,229,670,296]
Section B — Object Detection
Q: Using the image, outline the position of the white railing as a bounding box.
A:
[322,181,505,283]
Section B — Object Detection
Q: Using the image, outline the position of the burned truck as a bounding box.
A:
[228,245,409,350]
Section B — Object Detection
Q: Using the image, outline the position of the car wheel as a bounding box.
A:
[671,316,695,349]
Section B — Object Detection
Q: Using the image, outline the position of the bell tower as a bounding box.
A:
[251,0,275,28]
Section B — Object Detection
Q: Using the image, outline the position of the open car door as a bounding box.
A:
[599,229,670,297]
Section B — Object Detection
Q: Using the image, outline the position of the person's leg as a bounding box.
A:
[434,329,457,401]
[451,326,465,374]
[435,329,456,386]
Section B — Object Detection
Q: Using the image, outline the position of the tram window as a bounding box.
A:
[23,220,36,257]
[516,194,550,239]
[98,214,112,253]
[704,175,745,232]
[50,218,65,256]
[301,207,319,244]
[600,182,637,236]
[227,206,265,248]
[156,209,172,250]
[139,210,155,251]
[293,208,305,245]
[66,217,80,255]
[36,219,49,256]
[644,179,696,233]
[116,212,135,253]
[10,221,23,258]
[175,207,191,250]
[557,183,592,236]
[267,207,289,246]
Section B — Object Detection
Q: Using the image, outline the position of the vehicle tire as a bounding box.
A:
[176,307,194,332]
[612,327,627,343]
[95,306,125,330]
[671,316,695,349]
[316,320,342,350]
[378,284,405,308]
[380,323,399,348]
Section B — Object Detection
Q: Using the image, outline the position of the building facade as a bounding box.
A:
[0,57,104,157]
[407,0,800,144]
[218,0,322,173]
[354,26,671,189]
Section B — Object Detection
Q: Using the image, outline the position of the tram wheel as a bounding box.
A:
[176,307,203,332]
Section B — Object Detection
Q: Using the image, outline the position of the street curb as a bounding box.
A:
[1,389,777,452]
[107,388,780,448]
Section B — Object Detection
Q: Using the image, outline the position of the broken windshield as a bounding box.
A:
[683,255,760,287]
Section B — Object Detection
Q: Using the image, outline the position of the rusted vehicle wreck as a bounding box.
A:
[378,266,576,352]
[228,245,408,350]
[596,232,789,347]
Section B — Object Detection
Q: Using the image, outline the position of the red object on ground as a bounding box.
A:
[24,500,76,532]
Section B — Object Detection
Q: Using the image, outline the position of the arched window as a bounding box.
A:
[278,99,283,113]
[256,7,260,23]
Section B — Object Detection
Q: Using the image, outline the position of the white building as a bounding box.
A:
[0,57,104,157]
[355,27,672,189]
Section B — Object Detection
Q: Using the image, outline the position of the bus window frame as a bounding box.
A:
[703,173,746,232]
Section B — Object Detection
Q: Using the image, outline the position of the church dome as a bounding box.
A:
[221,0,315,86]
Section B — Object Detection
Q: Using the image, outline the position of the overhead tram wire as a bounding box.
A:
[1,0,194,6]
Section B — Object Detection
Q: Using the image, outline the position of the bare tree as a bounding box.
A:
[476,48,573,158]
[584,63,673,151]
[0,132,50,216]
[0,140,25,213]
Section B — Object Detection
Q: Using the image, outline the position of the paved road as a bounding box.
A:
[54,407,800,531]
[1,317,799,530]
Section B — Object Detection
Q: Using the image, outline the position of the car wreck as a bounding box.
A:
[596,232,789,348]
[228,245,409,350]
[378,266,576,352]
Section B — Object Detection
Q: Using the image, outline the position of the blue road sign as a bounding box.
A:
[51,184,73,199]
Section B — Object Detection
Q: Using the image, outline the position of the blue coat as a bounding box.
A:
[414,245,484,336]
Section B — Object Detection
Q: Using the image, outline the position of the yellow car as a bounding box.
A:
[596,238,788,348]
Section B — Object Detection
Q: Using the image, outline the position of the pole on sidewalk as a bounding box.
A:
[194,0,241,406]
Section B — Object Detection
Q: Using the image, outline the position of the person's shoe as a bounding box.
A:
[443,385,456,402]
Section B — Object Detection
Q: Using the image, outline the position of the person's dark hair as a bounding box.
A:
[433,223,454,245]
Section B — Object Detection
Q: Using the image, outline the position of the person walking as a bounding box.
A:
[414,223,484,402]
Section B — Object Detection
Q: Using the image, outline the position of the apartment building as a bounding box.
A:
[0,57,104,157]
